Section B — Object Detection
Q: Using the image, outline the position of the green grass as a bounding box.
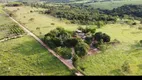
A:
[76,23,142,75]
[0,5,24,40]
[76,43,142,75]
[0,8,16,39]
[5,6,86,38]
[0,35,71,76]
[96,23,142,43]
[0,5,71,76]
[86,0,142,10]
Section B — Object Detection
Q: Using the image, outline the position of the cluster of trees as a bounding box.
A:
[101,5,142,20]
[30,3,117,26]
[44,27,88,58]
[30,3,142,26]
[44,27,111,59]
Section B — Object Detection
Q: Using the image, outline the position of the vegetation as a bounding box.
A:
[76,43,142,75]
[0,23,24,40]
[44,27,110,58]
[0,4,71,76]
[3,1,142,76]
[6,2,23,7]
[35,4,117,25]
[0,36,71,75]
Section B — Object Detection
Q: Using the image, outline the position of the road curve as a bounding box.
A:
[2,9,83,76]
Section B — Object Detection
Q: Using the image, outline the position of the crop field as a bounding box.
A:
[86,0,142,10]
[0,6,24,40]
[5,6,86,38]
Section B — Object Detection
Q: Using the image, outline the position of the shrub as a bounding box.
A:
[138,27,142,30]
[55,47,72,59]
[121,61,131,74]
[132,22,137,25]
[29,18,34,21]
[72,54,79,67]
[139,40,142,45]
[51,23,55,25]
[30,10,33,13]
[93,32,111,43]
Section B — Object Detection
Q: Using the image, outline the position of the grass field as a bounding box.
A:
[0,5,71,76]
[0,35,71,76]
[97,23,142,43]
[0,6,17,39]
[5,6,85,38]
[86,0,142,10]
[76,43,142,75]
[76,23,142,75]
[5,4,142,75]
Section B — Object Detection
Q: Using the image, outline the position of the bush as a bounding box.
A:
[132,22,137,25]
[51,23,55,25]
[93,32,111,43]
[30,10,33,13]
[139,40,142,45]
[138,27,142,30]
[121,61,131,74]
[72,54,79,67]
[29,18,34,21]
[55,47,72,59]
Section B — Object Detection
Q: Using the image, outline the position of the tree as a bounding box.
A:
[75,40,89,57]
[93,32,103,42]
[85,36,92,44]
[102,33,111,42]
[64,38,78,47]
[93,32,111,43]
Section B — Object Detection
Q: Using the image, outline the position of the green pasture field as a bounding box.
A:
[76,23,142,75]
[0,35,71,76]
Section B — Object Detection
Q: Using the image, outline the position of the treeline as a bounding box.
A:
[32,4,117,26]
[101,5,142,20]
[30,3,142,25]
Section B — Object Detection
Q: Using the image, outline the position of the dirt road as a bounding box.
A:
[2,10,83,76]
